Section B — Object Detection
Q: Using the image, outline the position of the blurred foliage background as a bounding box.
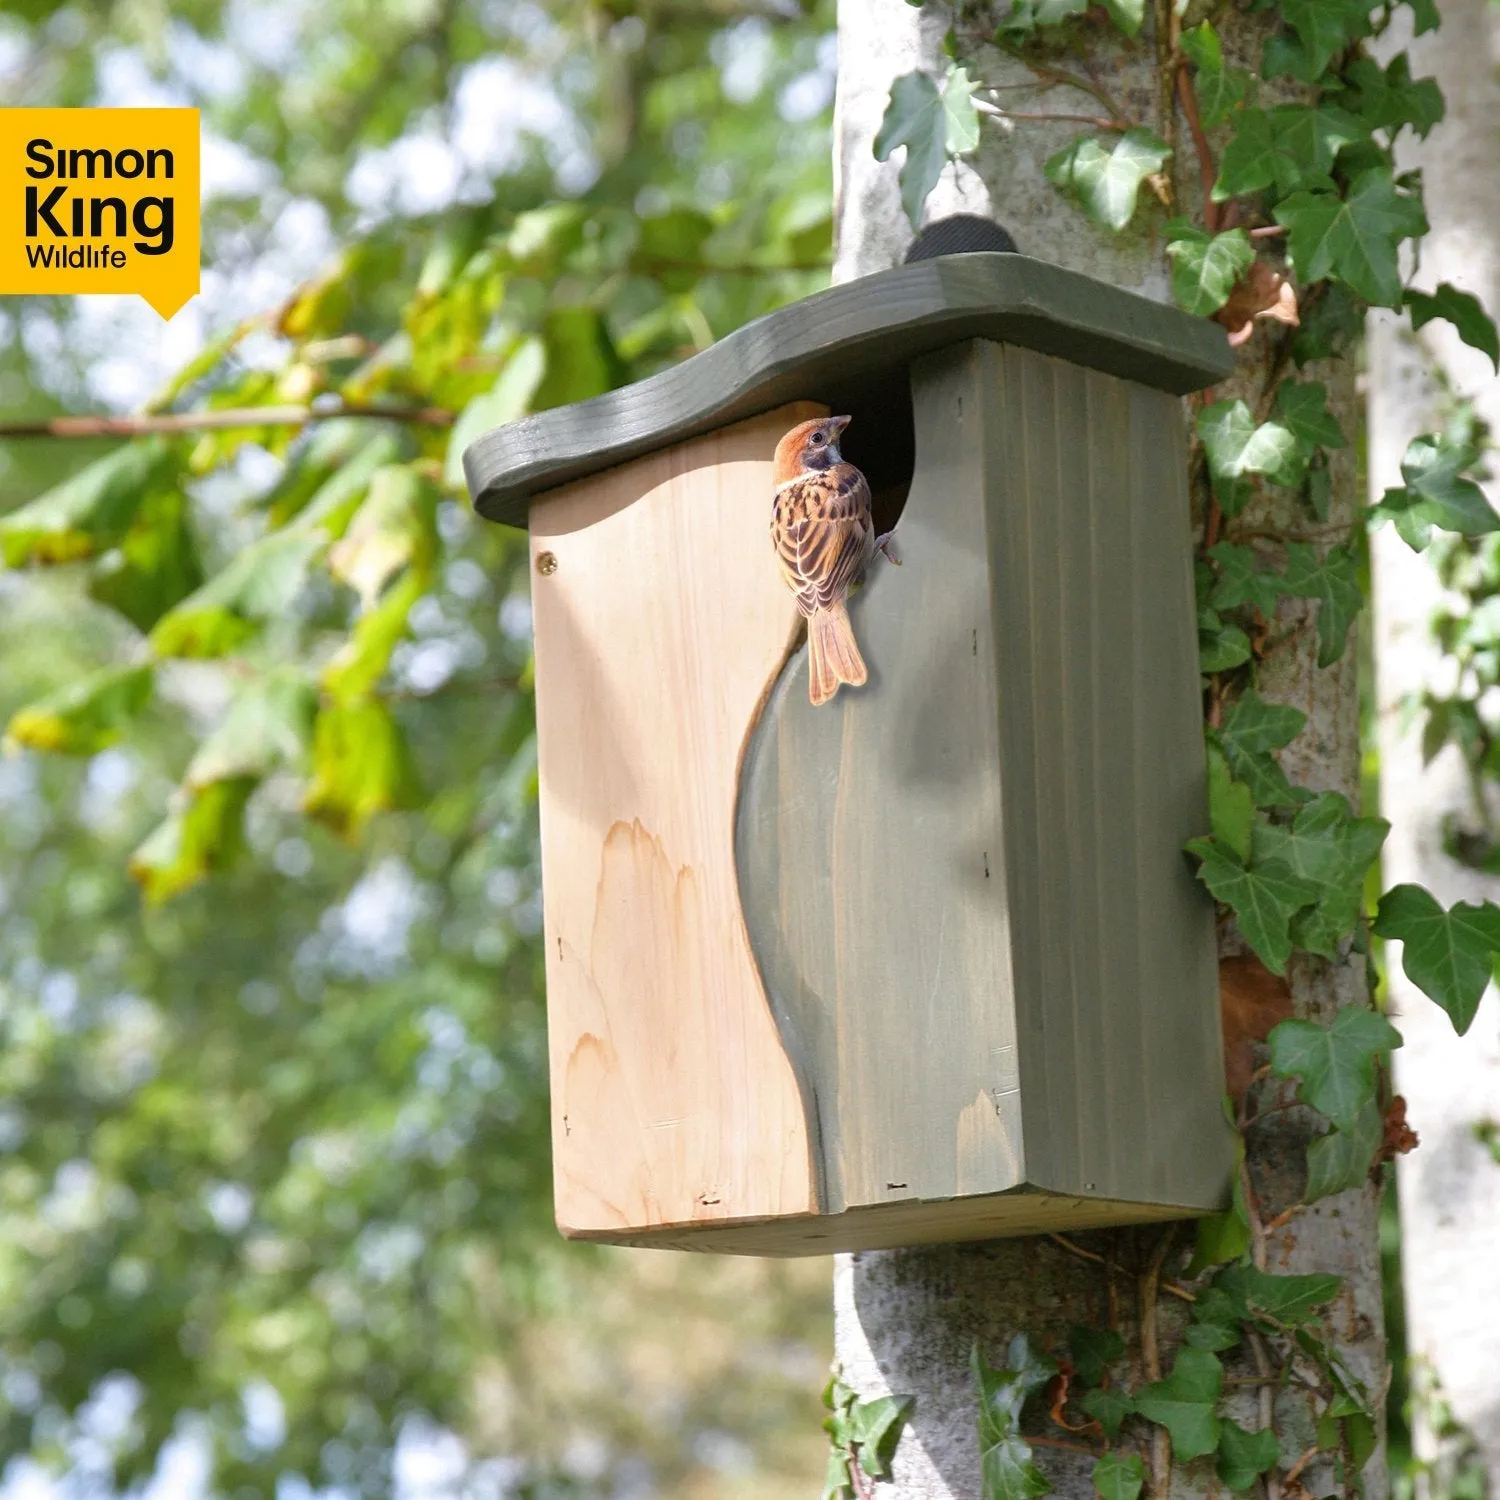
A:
[0,1,838,1494]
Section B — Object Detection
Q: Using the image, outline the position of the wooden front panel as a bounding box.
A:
[528,403,824,1236]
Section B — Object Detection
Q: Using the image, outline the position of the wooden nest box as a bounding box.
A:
[465,252,1237,1255]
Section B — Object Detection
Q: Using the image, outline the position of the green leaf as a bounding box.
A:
[1200,620,1252,673]
[1180,23,1252,127]
[1337,53,1444,140]
[822,1449,853,1500]
[1185,837,1319,974]
[323,567,427,703]
[1268,1007,1401,1129]
[1374,883,1500,1034]
[995,0,1087,33]
[1215,1264,1343,1325]
[1079,1387,1131,1439]
[0,439,172,566]
[1208,744,1255,863]
[1190,1139,1251,1275]
[443,336,547,487]
[1252,791,1388,956]
[1133,1348,1222,1461]
[1373,433,1500,549]
[88,489,205,632]
[1092,1451,1144,1500]
[1275,381,1346,452]
[1214,106,1365,199]
[1279,0,1374,77]
[326,464,438,608]
[1100,0,1143,36]
[1068,1326,1125,1387]
[533,305,628,411]
[1166,226,1254,316]
[850,1394,913,1479]
[129,776,256,905]
[4,663,155,755]
[1185,1320,1242,1352]
[874,71,964,229]
[1217,1422,1281,1492]
[183,671,319,789]
[1280,543,1363,668]
[1214,690,1307,809]
[1275,169,1426,309]
[1209,541,1283,619]
[1305,1098,1383,1201]
[973,1335,1056,1500]
[942,66,981,153]
[1045,128,1171,233]
[149,530,325,659]
[1406,285,1500,373]
[1197,401,1301,488]
[303,697,423,840]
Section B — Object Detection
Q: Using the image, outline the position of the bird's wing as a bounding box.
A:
[770,464,874,615]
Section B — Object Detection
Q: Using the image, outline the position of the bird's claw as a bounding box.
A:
[876,531,901,566]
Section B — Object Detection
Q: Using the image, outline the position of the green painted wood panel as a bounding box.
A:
[735,338,1233,1242]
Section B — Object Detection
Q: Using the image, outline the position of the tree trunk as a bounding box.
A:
[1369,2,1500,1490]
[832,3,1386,1495]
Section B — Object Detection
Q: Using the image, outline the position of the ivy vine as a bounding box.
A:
[866,0,1500,1495]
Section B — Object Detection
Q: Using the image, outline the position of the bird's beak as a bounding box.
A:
[829,415,852,434]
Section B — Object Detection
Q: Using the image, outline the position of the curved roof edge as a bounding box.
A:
[464,252,1234,527]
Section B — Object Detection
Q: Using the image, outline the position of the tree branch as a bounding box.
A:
[0,403,455,440]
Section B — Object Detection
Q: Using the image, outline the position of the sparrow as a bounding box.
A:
[770,415,896,707]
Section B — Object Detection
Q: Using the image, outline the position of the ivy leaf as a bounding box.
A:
[973,1336,1057,1499]
[875,68,978,228]
[1214,690,1307,809]
[1210,541,1283,620]
[1217,1422,1281,1492]
[1180,23,1252,127]
[1275,169,1426,309]
[1209,744,1255,863]
[1166,226,1255,316]
[1374,883,1500,1034]
[302,697,423,839]
[1200,619,1252,672]
[1268,1007,1401,1130]
[1068,1326,1125,1387]
[1405,284,1500,373]
[1336,53,1444,140]
[1280,543,1363,667]
[1279,0,1374,77]
[1268,104,1369,186]
[128,776,256,905]
[150,531,325,659]
[4,663,155,755]
[850,1395,914,1480]
[1186,1320,1242,1352]
[1185,837,1319,975]
[1305,1098,1383,1201]
[1079,1387,1131,1439]
[1275,381,1346,452]
[996,0,1088,32]
[1373,432,1500,549]
[1092,1451,1144,1500]
[0,439,172,566]
[1132,1348,1222,1461]
[1045,128,1171,233]
[1190,1133,1250,1275]
[1197,401,1302,489]
[822,1449,853,1500]
[1215,1264,1343,1325]
[1252,791,1388,956]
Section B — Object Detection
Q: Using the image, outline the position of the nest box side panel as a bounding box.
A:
[528,402,826,1238]
[737,350,1027,1218]
[984,344,1232,1211]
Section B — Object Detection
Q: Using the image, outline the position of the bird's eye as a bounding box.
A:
[810,431,826,446]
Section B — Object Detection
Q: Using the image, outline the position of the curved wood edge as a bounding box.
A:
[465,253,1234,527]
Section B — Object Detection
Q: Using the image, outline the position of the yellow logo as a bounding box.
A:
[0,108,200,319]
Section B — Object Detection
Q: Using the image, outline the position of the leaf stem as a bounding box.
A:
[0,403,455,440]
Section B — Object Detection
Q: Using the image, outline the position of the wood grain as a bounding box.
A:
[465,253,1234,527]
[529,402,825,1238]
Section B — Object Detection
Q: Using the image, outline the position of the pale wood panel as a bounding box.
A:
[529,402,827,1236]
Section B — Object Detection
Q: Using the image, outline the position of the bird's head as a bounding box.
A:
[773,415,851,483]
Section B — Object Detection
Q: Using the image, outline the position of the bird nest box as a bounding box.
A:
[465,252,1237,1255]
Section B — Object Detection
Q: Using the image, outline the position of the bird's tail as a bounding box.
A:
[807,600,867,706]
